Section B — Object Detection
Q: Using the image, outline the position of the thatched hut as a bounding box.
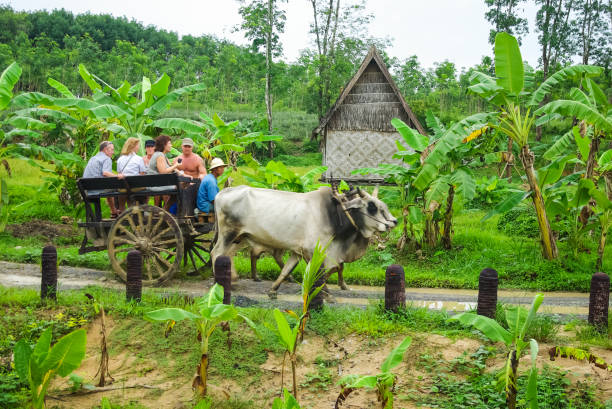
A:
[312,46,425,184]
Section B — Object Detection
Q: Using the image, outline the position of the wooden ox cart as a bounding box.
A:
[76,173,214,285]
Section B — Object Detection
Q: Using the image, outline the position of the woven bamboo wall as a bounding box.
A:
[323,130,405,181]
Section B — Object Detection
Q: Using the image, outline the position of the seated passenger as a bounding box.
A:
[117,137,147,212]
[142,139,155,167]
[196,158,226,216]
[82,141,124,218]
[173,137,207,180]
[147,134,180,211]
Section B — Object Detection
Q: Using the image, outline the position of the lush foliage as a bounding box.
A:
[13,327,87,409]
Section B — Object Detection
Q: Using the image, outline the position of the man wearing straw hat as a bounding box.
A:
[196,158,226,217]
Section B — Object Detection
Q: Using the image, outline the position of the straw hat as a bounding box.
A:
[210,158,226,170]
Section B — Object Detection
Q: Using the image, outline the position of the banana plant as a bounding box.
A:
[12,78,106,159]
[465,33,601,260]
[588,178,612,270]
[0,62,56,230]
[145,284,258,396]
[272,389,302,409]
[152,113,282,169]
[536,75,611,182]
[240,153,328,192]
[450,294,544,409]
[14,327,87,409]
[271,241,328,398]
[78,64,206,149]
[335,336,412,409]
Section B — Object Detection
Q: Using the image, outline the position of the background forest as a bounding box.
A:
[1,0,610,149]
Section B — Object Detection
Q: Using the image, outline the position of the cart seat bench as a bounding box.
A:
[77,174,184,223]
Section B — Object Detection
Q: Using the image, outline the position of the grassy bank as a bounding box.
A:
[0,286,610,409]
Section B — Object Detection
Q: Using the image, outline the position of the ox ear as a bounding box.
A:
[344,197,365,210]
[372,186,379,198]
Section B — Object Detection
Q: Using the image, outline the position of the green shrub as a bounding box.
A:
[496,206,539,238]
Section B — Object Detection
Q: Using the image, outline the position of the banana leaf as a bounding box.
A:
[536,100,612,133]
[494,32,524,95]
[47,78,75,98]
[0,62,21,110]
[529,65,602,107]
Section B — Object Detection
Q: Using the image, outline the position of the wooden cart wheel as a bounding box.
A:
[183,231,213,272]
[108,204,183,286]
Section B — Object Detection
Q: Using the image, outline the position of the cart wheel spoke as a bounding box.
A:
[191,246,208,264]
[151,227,172,243]
[148,213,165,238]
[144,257,154,281]
[187,249,198,272]
[154,252,173,269]
[113,247,136,254]
[152,247,176,256]
[116,224,139,243]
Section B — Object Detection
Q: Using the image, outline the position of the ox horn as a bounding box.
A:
[372,185,379,198]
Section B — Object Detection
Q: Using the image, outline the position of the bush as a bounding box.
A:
[496,206,539,238]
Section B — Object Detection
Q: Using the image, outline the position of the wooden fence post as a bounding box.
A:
[214,256,232,305]
[126,250,142,302]
[588,272,609,332]
[477,268,498,318]
[385,264,405,311]
[41,245,57,301]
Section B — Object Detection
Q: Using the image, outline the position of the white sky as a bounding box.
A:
[7,0,543,71]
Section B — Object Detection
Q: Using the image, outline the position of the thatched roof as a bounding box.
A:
[312,46,426,138]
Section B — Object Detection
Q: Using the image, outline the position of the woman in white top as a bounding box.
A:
[117,137,147,213]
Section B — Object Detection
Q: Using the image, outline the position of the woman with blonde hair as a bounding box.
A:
[117,137,147,213]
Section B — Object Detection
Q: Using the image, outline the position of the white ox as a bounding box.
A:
[211,185,397,296]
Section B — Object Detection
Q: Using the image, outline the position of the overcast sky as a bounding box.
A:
[7,0,543,71]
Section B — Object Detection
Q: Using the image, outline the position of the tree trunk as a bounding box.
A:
[506,350,519,409]
[505,137,513,181]
[193,353,209,396]
[596,226,607,271]
[266,0,274,158]
[520,146,559,260]
[442,185,455,249]
[291,355,297,398]
[604,171,612,200]
[585,133,600,180]
[424,213,437,248]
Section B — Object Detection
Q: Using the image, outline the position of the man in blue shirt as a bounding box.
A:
[197,158,226,214]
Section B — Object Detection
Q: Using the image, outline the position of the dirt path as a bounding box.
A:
[0,261,606,316]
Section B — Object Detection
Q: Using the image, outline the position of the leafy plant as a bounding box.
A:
[240,153,327,192]
[450,294,544,409]
[466,33,602,260]
[152,112,282,168]
[13,327,87,409]
[548,346,612,371]
[272,388,302,409]
[145,283,258,396]
[335,336,412,409]
[271,241,328,398]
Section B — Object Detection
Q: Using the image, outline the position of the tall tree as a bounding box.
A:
[237,0,287,158]
[484,0,530,45]
[307,0,382,119]
[535,0,576,80]
[573,0,611,65]
[534,0,575,142]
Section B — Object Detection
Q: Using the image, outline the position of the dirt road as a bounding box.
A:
[0,261,605,316]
